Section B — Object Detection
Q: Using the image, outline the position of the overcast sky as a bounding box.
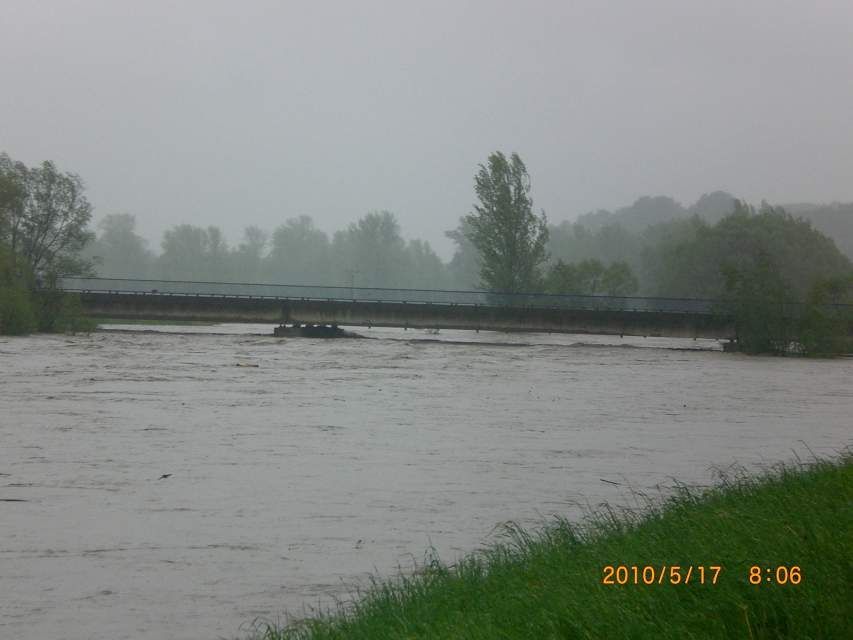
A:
[2,0,852,258]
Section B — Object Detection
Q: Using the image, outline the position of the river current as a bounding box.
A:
[1,325,851,639]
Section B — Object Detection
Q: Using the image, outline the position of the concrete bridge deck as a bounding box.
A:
[59,277,737,340]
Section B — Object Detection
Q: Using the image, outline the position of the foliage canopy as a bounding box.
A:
[464,152,549,292]
[0,153,94,278]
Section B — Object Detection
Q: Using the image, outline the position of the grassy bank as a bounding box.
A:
[249,454,852,640]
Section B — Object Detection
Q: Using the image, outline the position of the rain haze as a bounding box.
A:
[2,0,853,257]
[3,3,853,640]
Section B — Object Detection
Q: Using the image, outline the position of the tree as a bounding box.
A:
[232,226,267,282]
[601,261,639,296]
[266,215,331,284]
[721,255,795,355]
[544,259,638,296]
[446,217,481,289]
[0,153,94,278]
[0,169,26,249]
[0,243,36,334]
[464,152,548,292]
[405,238,452,290]
[545,259,600,295]
[158,224,212,280]
[643,201,852,299]
[333,211,408,288]
[797,275,853,356]
[205,225,230,280]
[85,213,152,278]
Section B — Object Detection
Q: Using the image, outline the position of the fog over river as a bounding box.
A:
[1,326,851,640]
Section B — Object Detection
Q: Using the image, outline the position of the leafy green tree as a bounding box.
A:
[644,202,852,299]
[0,153,96,335]
[0,244,35,334]
[545,259,638,296]
[721,255,795,355]
[546,259,600,294]
[797,275,853,356]
[33,287,95,333]
[601,261,639,296]
[0,153,94,278]
[464,152,548,292]
[0,285,35,334]
[0,169,26,252]
[545,260,585,294]
[639,216,707,296]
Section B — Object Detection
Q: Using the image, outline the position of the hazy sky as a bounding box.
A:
[2,0,852,258]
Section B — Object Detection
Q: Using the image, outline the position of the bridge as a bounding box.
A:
[58,277,737,340]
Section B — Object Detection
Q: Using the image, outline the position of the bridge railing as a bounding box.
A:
[57,276,722,314]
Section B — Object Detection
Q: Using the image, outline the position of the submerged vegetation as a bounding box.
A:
[246,454,852,640]
[0,273,94,335]
[721,260,853,356]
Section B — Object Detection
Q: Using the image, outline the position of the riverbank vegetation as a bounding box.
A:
[245,454,851,640]
[3,149,852,350]
[0,153,94,335]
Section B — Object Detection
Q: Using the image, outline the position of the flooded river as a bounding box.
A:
[1,326,851,639]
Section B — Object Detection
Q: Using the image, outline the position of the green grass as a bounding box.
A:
[246,454,852,640]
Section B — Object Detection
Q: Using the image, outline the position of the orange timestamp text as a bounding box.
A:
[602,564,723,585]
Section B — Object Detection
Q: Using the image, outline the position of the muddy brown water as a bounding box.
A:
[1,325,851,640]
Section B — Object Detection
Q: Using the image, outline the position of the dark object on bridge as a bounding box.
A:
[274,323,356,338]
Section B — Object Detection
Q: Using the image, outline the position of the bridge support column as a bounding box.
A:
[274,323,346,338]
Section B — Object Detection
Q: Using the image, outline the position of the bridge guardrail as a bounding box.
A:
[57,277,723,314]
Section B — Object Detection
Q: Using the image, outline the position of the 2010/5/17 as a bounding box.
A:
[601,565,723,585]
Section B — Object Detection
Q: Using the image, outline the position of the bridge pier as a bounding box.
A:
[273,323,348,338]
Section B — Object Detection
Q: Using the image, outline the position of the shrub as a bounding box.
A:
[798,276,853,356]
[34,289,96,334]
[0,285,37,335]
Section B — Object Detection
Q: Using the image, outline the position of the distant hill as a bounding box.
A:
[780,203,853,259]
[688,191,738,224]
[576,196,685,232]
[571,192,853,260]
[575,191,737,232]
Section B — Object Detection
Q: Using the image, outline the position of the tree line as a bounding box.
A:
[83,212,456,290]
[3,148,852,353]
